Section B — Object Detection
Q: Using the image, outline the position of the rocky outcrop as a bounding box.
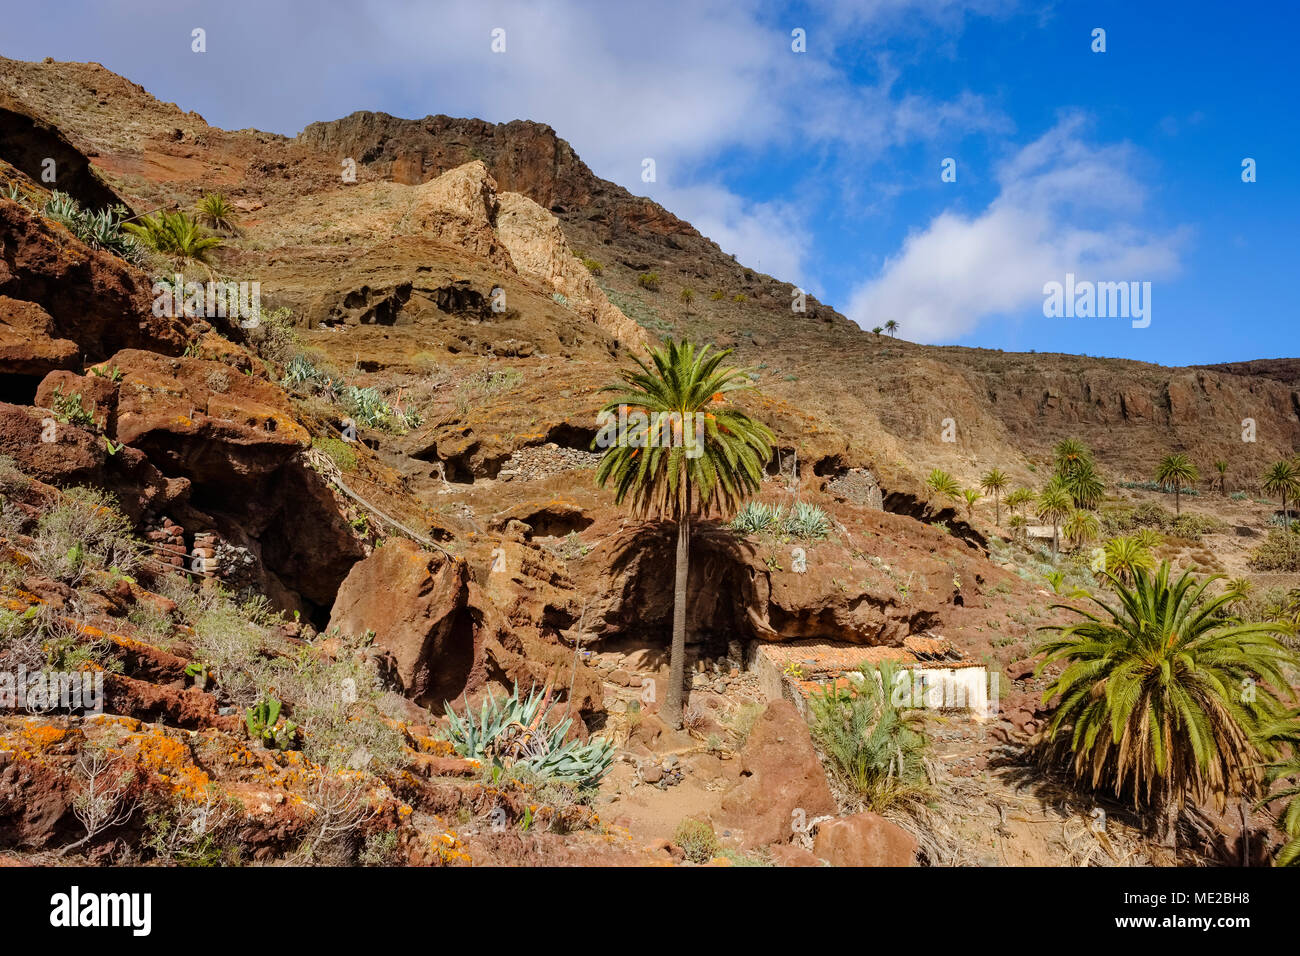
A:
[496,191,645,348]
[328,539,473,706]
[105,350,309,484]
[813,812,917,867]
[0,295,78,383]
[718,700,837,849]
[0,199,188,365]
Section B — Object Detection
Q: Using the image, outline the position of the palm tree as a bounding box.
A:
[196,192,239,233]
[1060,458,1105,509]
[1063,509,1100,552]
[980,468,1008,525]
[871,326,883,337]
[1257,715,1300,866]
[925,468,960,502]
[1007,513,1027,543]
[1037,563,1296,848]
[884,320,899,337]
[124,209,222,269]
[1102,535,1154,584]
[594,339,773,728]
[1213,460,1229,496]
[1053,437,1092,473]
[1007,487,1035,519]
[961,488,981,522]
[1261,460,1300,545]
[1036,480,1074,556]
[1154,453,1199,516]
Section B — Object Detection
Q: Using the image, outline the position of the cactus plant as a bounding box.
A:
[246,697,298,750]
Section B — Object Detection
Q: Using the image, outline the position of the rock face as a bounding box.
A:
[0,199,188,368]
[813,812,917,867]
[107,350,310,483]
[718,700,837,848]
[407,161,516,271]
[495,191,645,348]
[0,295,78,382]
[327,539,473,707]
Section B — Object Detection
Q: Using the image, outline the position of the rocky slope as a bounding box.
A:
[0,55,1295,867]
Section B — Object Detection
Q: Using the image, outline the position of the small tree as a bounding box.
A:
[980,468,1008,525]
[1036,480,1073,556]
[594,340,773,727]
[1154,453,1198,516]
[884,320,899,337]
[961,488,981,521]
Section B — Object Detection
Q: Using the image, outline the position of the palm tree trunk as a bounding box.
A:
[663,512,690,729]
[994,492,1001,526]
[1239,794,1250,866]
[1160,797,1180,851]
[1174,485,1181,516]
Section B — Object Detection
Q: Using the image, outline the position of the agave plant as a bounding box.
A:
[442,684,614,787]
[282,354,322,388]
[784,501,831,540]
[730,500,783,535]
[4,182,23,203]
[341,385,392,430]
[42,189,79,223]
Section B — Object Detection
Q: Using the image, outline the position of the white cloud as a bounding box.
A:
[845,115,1186,342]
[653,183,816,293]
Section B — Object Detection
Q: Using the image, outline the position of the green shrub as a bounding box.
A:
[1169,512,1225,539]
[709,290,725,301]
[807,659,930,812]
[32,488,140,587]
[1248,529,1300,572]
[637,272,661,292]
[581,257,603,276]
[672,818,719,863]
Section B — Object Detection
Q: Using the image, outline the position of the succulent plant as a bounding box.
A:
[442,683,614,787]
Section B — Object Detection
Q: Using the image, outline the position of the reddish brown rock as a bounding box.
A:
[0,295,79,378]
[0,200,188,362]
[107,349,309,483]
[327,538,472,707]
[35,369,118,429]
[813,812,917,867]
[718,700,837,848]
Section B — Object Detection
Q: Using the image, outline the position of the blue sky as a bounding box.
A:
[2,0,1295,364]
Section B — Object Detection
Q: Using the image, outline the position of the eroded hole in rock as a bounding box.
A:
[519,506,593,539]
[813,453,849,477]
[545,422,597,450]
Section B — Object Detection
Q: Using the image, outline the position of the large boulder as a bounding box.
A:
[327,539,472,707]
[718,700,837,849]
[106,350,309,483]
[813,812,917,867]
